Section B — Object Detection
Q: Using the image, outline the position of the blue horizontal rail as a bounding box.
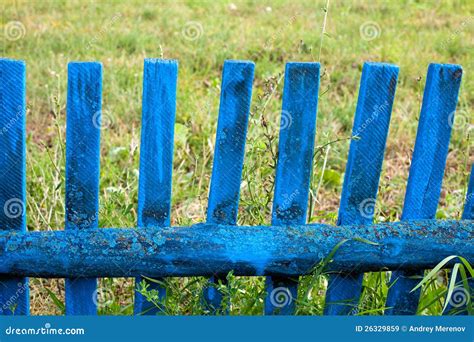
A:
[0,220,472,278]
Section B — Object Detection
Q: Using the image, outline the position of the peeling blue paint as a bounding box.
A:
[386,63,463,315]
[0,220,471,278]
[266,62,320,315]
[64,62,102,316]
[0,58,470,317]
[133,59,178,315]
[204,61,254,311]
[0,58,29,316]
[325,62,399,315]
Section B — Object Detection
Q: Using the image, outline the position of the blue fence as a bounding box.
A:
[0,57,472,316]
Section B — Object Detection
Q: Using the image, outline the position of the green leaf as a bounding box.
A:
[174,123,189,147]
[109,146,128,161]
[442,263,460,313]
[411,255,459,292]
[353,237,380,246]
[141,275,167,288]
[457,256,474,277]
[323,169,341,187]
[457,265,473,315]
[45,288,65,314]
[322,239,349,266]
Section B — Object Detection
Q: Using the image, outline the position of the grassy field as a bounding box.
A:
[1,0,473,315]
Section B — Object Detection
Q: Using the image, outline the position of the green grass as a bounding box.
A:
[1,0,473,315]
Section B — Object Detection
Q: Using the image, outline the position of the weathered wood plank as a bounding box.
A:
[0,221,472,278]
[204,60,254,312]
[134,59,178,315]
[265,62,320,315]
[385,63,463,315]
[65,62,102,315]
[0,58,29,315]
[324,62,399,315]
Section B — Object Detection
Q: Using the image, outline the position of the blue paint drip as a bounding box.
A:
[203,60,255,313]
[0,58,29,316]
[385,63,463,315]
[324,62,399,315]
[265,62,320,315]
[65,62,102,315]
[134,59,178,315]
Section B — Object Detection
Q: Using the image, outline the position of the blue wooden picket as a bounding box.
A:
[0,58,29,315]
[265,62,320,315]
[443,166,474,315]
[203,60,255,312]
[463,166,474,220]
[0,58,471,317]
[65,62,102,315]
[455,166,474,314]
[134,59,178,315]
[385,63,462,315]
[324,62,399,315]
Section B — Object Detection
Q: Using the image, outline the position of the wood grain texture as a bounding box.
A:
[265,62,320,315]
[203,60,254,313]
[134,59,178,315]
[65,62,102,315]
[0,220,472,278]
[324,62,399,315]
[385,63,463,315]
[0,58,29,315]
